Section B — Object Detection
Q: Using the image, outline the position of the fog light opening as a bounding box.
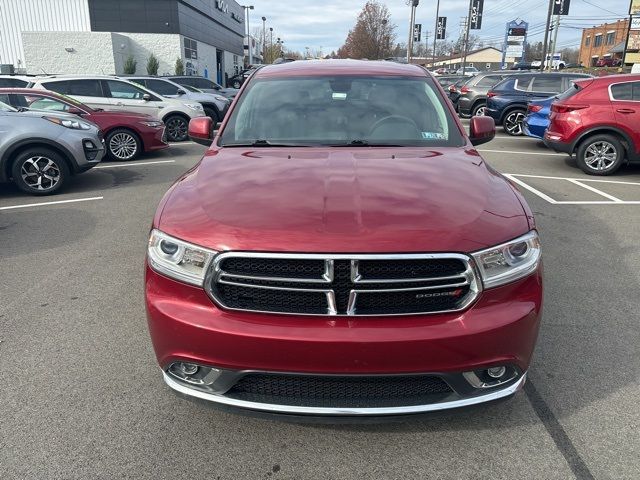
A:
[167,362,221,388]
[487,366,507,379]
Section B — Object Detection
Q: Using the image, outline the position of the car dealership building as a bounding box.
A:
[0,0,246,85]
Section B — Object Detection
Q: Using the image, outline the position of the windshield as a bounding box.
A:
[219,75,463,147]
[0,100,17,112]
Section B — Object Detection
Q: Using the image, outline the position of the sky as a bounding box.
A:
[247,0,633,56]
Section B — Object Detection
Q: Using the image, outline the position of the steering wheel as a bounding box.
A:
[368,115,421,138]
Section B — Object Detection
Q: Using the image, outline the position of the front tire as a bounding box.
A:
[164,115,189,142]
[11,148,70,195]
[106,128,141,161]
[503,109,526,136]
[576,134,624,176]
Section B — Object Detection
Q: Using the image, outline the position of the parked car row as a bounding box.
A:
[0,73,241,195]
[438,68,640,176]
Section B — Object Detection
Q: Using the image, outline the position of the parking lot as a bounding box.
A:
[1,128,639,479]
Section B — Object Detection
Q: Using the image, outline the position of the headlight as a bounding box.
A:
[147,229,216,286]
[140,120,164,128]
[471,231,541,289]
[43,116,91,130]
[185,103,204,112]
[214,95,228,102]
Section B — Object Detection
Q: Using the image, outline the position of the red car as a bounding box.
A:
[544,74,640,175]
[146,60,543,417]
[0,88,168,161]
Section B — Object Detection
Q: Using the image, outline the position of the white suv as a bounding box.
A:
[30,75,206,141]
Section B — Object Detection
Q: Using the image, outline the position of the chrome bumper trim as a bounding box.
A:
[163,371,526,416]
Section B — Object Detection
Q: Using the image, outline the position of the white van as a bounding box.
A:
[30,75,205,141]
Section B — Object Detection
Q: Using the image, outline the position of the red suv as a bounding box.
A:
[146,60,543,417]
[544,74,640,175]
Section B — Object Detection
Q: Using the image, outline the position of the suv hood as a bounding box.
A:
[158,147,529,253]
[180,92,228,103]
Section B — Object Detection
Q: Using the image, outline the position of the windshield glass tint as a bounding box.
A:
[219,76,463,147]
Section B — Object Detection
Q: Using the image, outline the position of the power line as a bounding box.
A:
[580,0,624,16]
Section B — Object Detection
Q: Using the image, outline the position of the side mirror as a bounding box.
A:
[68,107,85,115]
[188,117,214,146]
[469,116,495,146]
[177,89,186,95]
[142,93,152,101]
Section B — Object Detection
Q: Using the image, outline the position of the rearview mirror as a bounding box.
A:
[177,89,186,95]
[142,93,151,101]
[469,116,495,146]
[188,117,214,146]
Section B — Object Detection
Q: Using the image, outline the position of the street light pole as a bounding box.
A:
[407,0,419,63]
[262,16,266,64]
[269,27,273,64]
[243,5,254,65]
[432,0,441,67]
[461,0,473,75]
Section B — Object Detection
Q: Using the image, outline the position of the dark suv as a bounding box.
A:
[457,71,519,117]
[486,72,591,135]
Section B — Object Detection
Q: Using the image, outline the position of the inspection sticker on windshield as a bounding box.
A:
[422,132,445,139]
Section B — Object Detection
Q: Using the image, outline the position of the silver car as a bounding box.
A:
[127,76,230,123]
[0,100,104,195]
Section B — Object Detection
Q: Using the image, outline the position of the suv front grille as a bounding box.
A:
[207,253,480,316]
[225,373,453,408]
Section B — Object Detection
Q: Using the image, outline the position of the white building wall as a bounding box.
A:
[22,31,115,75]
[0,0,90,69]
[193,39,218,81]
[123,33,182,76]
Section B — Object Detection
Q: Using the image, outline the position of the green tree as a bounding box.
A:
[123,55,137,74]
[175,57,185,75]
[146,54,160,75]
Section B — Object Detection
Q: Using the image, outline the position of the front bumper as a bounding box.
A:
[146,266,542,415]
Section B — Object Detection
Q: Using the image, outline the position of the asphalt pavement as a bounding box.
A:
[1,130,638,479]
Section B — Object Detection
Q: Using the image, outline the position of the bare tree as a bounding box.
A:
[337,1,396,59]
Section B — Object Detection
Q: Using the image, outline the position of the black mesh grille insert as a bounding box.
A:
[358,258,466,280]
[220,257,325,279]
[215,283,328,315]
[225,373,453,408]
[355,286,470,315]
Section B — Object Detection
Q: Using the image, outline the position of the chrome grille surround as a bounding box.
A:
[205,252,482,316]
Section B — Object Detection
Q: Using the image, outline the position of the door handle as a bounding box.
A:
[616,108,635,114]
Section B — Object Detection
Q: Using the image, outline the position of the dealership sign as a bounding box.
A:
[436,17,447,40]
[501,19,528,66]
[470,0,484,30]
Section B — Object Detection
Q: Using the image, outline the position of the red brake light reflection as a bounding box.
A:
[528,105,543,113]
[460,86,469,94]
[551,104,588,114]
[487,91,497,98]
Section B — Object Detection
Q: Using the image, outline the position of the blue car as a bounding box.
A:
[523,97,553,139]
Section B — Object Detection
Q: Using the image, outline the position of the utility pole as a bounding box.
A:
[407,0,419,63]
[541,0,554,70]
[548,15,560,71]
[461,0,473,75]
[432,0,441,67]
[262,17,266,64]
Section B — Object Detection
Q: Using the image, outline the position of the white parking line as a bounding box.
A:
[0,196,103,211]
[479,149,567,157]
[504,174,558,204]
[505,173,640,205]
[566,179,622,202]
[94,160,176,169]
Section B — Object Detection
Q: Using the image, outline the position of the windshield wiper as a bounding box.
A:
[326,140,407,147]
[224,139,312,147]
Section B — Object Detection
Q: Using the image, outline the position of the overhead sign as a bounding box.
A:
[502,19,528,66]
[470,0,484,30]
[508,27,527,37]
[552,0,571,15]
[413,23,422,42]
[436,17,447,40]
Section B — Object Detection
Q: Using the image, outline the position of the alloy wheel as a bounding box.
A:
[20,156,61,191]
[109,132,138,160]
[166,117,188,142]
[474,106,486,116]
[584,141,617,171]
[504,112,525,135]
